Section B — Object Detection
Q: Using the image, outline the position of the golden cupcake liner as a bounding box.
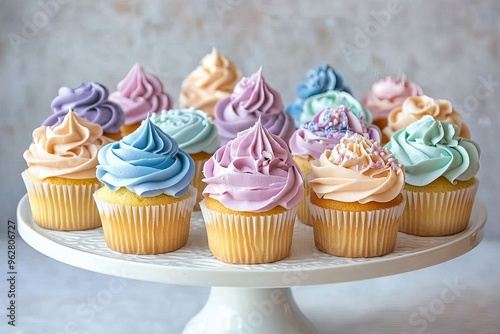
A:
[93,187,196,255]
[309,198,406,258]
[192,158,208,211]
[199,199,298,264]
[400,181,479,236]
[297,172,312,226]
[22,170,102,231]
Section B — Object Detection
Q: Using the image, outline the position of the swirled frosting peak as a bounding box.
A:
[300,90,373,124]
[362,76,423,120]
[96,117,194,197]
[109,63,173,125]
[285,64,351,126]
[43,82,125,134]
[179,48,241,116]
[385,115,480,186]
[149,108,220,154]
[24,110,112,179]
[203,118,304,212]
[383,95,470,139]
[309,133,405,204]
[289,106,381,160]
[214,67,295,145]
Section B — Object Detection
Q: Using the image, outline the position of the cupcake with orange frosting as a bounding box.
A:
[308,133,406,257]
[289,106,381,225]
[386,115,480,236]
[179,48,241,117]
[94,117,196,254]
[109,63,173,136]
[201,118,304,264]
[382,95,470,142]
[22,110,113,230]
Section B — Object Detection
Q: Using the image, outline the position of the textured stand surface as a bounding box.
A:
[17,194,487,333]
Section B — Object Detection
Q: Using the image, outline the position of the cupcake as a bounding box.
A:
[94,117,196,254]
[109,63,173,136]
[383,95,470,142]
[22,110,113,230]
[308,133,406,258]
[201,118,304,264]
[179,48,241,117]
[150,108,220,210]
[214,67,296,146]
[362,76,423,138]
[300,90,373,125]
[43,82,125,140]
[289,106,381,226]
[285,64,351,126]
[386,115,480,236]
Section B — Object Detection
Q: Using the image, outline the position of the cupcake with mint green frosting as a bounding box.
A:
[94,117,196,254]
[386,115,480,236]
[150,108,220,209]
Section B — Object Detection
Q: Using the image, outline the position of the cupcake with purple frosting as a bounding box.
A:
[44,82,125,140]
[289,106,381,225]
[214,67,295,146]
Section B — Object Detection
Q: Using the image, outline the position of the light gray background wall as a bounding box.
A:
[1,1,499,334]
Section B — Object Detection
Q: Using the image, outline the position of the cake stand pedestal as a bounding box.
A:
[17,194,487,334]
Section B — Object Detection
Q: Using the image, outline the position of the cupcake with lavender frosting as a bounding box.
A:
[43,82,125,140]
[214,67,295,146]
[289,106,381,225]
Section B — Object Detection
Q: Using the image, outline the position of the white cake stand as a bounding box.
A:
[17,194,487,334]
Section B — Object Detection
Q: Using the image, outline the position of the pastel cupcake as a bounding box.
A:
[308,133,406,258]
[214,67,295,146]
[386,115,480,236]
[383,95,470,142]
[94,117,196,254]
[22,111,113,230]
[285,64,351,126]
[300,90,373,125]
[201,118,304,264]
[43,82,125,140]
[179,48,241,117]
[289,106,381,225]
[109,63,173,136]
[362,76,423,142]
[150,108,220,210]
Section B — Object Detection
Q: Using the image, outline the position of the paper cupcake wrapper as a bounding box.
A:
[191,158,207,211]
[308,198,406,258]
[22,170,102,231]
[93,187,196,254]
[401,181,479,236]
[297,172,312,226]
[199,200,298,264]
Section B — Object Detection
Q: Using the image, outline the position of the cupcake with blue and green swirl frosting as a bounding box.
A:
[150,108,220,209]
[94,117,196,254]
[386,115,480,236]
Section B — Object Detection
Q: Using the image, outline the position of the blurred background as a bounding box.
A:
[1,1,499,333]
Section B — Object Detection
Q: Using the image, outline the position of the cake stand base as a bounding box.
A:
[183,287,317,334]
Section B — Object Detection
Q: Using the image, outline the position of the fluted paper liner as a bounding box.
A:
[401,181,479,236]
[93,187,196,254]
[191,158,208,211]
[297,172,312,226]
[199,199,298,264]
[309,198,406,258]
[22,170,102,231]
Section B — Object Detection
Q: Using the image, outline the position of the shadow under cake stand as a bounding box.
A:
[17,194,488,334]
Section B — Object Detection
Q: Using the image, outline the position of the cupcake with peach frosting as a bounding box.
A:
[179,48,241,117]
[382,95,470,140]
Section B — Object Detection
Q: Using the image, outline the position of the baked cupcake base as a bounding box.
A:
[293,156,314,226]
[190,152,213,211]
[309,193,405,258]
[94,186,196,255]
[200,197,297,264]
[401,177,478,236]
[22,170,102,231]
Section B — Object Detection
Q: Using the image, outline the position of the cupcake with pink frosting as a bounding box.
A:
[214,67,296,146]
[109,63,173,136]
[201,118,304,264]
[289,106,381,225]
